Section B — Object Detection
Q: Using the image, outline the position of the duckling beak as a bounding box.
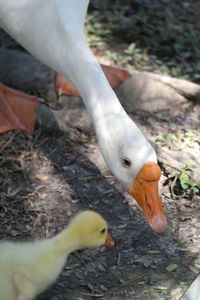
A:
[128,162,167,234]
[105,232,115,248]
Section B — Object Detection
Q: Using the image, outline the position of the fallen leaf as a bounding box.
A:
[164,226,170,236]
[118,223,127,229]
[143,258,152,268]
[122,247,135,253]
[35,174,48,181]
[34,201,41,206]
[188,265,199,275]
[100,284,107,291]
[177,238,185,245]
[55,74,80,97]
[165,264,177,272]
[153,286,168,291]
[55,64,131,97]
[25,224,32,231]
[147,250,161,255]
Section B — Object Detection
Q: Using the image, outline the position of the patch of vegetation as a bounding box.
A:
[158,132,183,149]
[179,162,200,193]
[157,130,198,150]
[86,0,200,82]
[169,161,200,198]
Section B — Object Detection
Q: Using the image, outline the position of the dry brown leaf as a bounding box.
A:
[35,174,48,181]
[55,64,131,97]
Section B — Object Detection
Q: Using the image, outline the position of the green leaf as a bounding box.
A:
[192,186,199,193]
[169,170,178,179]
[158,134,167,143]
[184,161,199,170]
[196,61,200,71]
[194,180,200,188]
[177,238,185,245]
[164,226,170,236]
[125,43,136,55]
[180,171,192,189]
[118,223,127,229]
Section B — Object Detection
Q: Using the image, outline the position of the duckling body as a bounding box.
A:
[0,211,110,300]
[0,240,66,299]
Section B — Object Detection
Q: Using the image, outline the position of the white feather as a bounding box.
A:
[0,0,157,188]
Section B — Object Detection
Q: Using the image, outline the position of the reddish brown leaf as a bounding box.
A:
[55,74,80,97]
[55,64,131,97]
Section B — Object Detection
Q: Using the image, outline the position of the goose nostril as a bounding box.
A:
[145,194,152,214]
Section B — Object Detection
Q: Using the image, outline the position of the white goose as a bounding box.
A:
[0,0,167,233]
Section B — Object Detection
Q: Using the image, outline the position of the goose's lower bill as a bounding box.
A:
[128,162,167,234]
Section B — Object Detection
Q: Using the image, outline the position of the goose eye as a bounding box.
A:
[100,228,106,234]
[122,157,132,168]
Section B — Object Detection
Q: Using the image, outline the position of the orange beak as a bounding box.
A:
[128,162,167,234]
[105,232,115,248]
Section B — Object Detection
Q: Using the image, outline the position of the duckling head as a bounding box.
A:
[69,210,111,249]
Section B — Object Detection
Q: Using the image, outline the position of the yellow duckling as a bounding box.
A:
[0,210,114,300]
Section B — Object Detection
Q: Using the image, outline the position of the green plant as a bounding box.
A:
[86,1,200,83]
[179,161,200,194]
[16,134,26,145]
[170,161,200,198]
[158,133,182,149]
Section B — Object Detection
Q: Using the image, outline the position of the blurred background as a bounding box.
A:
[87,0,200,82]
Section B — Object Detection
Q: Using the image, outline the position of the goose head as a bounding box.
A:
[96,112,167,234]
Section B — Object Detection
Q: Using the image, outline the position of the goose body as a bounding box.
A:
[0,211,112,300]
[0,0,166,233]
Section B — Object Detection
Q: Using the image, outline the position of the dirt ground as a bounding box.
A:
[0,28,200,300]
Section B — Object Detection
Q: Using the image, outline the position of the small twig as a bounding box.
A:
[122,274,144,287]
[0,155,20,162]
[80,292,105,298]
[117,253,121,265]
[18,158,29,185]
[0,133,17,153]
[170,174,178,199]
[0,219,10,226]
[74,251,87,266]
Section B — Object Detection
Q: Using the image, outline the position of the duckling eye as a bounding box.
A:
[100,228,106,234]
[122,157,132,168]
